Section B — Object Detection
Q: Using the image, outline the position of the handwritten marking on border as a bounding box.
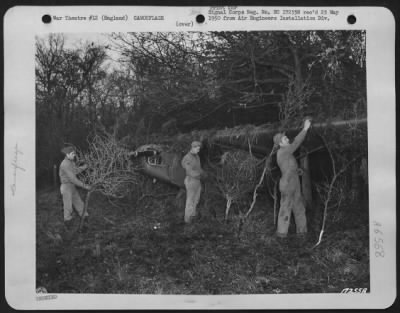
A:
[341,288,368,293]
[10,143,25,196]
[373,221,385,258]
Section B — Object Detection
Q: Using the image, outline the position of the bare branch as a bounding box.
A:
[76,133,140,231]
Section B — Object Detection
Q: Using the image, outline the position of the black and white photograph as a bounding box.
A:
[35,29,369,294]
[4,6,396,310]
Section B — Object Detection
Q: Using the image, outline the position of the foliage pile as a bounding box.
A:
[212,124,273,146]
[71,133,140,229]
[78,133,139,199]
[211,150,260,220]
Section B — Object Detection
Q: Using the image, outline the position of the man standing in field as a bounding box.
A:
[59,146,91,230]
[181,141,205,223]
[273,119,311,240]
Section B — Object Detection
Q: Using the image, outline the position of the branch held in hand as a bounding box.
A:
[77,133,139,231]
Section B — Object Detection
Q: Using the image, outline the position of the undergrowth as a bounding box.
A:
[36,186,369,294]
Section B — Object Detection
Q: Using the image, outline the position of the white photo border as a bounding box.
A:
[4,6,396,309]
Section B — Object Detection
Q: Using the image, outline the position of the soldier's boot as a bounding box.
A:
[294,233,309,247]
[64,219,74,231]
[79,217,90,233]
[276,232,289,246]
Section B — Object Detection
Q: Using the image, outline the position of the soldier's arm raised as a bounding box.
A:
[287,119,311,153]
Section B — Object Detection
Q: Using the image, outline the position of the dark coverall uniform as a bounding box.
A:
[276,129,308,237]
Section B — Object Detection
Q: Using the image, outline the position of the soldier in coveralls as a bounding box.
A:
[181,141,205,223]
[273,119,311,238]
[59,146,91,230]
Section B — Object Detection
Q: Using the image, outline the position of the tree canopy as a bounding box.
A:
[36,30,366,185]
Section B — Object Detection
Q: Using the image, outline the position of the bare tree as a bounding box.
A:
[77,133,139,231]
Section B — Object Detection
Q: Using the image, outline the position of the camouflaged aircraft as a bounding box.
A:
[129,144,187,188]
[128,118,367,206]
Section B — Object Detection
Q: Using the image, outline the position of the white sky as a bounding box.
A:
[62,32,122,69]
[63,32,111,48]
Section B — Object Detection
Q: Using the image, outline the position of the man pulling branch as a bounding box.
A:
[273,119,311,240]
[59,146,91,231]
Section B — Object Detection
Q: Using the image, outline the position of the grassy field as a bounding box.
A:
[36,184,370,294]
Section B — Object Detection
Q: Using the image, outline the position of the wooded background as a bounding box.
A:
[36,31,366,186]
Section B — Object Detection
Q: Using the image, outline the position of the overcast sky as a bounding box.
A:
[61,32,123,69]
[63,32,110,49]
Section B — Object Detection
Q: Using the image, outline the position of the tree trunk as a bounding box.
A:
[225,197,232,221]
[273,179,279,225]
[300,153,312,210]
[79,190,93,231]
[146,116,153,142]
[53,164,58,188]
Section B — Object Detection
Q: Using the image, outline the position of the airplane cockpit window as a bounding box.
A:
[147,154,162,165]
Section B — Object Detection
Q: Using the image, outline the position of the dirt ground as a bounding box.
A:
[36,184,370,294]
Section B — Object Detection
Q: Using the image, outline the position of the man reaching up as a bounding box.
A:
[273,119,311,239]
